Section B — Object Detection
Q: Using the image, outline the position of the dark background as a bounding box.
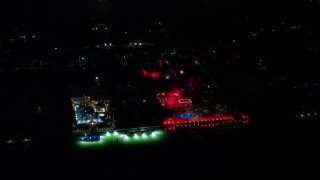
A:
[1,0,320,179]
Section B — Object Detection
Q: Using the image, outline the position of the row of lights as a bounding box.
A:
[163,116,236,125]
[5,138,31,144]
[164,122,238,130]
[105,131,158,139]
[164,115,250,131]
[76,119,103,124]
[297,111,318,118]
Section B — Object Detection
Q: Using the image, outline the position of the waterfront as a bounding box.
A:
[1,121,319,179]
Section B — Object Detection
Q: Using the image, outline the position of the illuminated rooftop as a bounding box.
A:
[71,95,115,131]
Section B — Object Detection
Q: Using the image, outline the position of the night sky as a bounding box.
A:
[2,0,318,43]
[1,0,314,25]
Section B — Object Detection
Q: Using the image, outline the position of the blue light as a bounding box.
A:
[179,113,196,119]
[308,91,317,97]
[80,133,101,141]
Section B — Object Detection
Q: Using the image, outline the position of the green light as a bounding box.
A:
[75,129,166,149]
[123,135,129,140]
[151,133,156,137]
[165,73,170,80]
[203,109,211,114]
[77,138,108,148]
[119,130,164,146]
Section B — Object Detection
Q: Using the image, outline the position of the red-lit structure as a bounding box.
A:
[156,88,184,110]
[156,87,250,131]
[142,69,161,79]
[163,114,250,131]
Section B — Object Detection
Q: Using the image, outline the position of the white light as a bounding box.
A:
[95,76,99,80]
[151,132,156,137]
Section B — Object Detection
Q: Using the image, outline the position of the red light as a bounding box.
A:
[142,69,148,76]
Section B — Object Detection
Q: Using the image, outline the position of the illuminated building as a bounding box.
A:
[156,88,183,110]
[157,87,250,131]
[71,95,115,132]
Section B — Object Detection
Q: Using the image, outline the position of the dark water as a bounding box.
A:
[1,124,319,179]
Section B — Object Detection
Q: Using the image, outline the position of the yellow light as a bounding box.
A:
[180,70,184,74]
